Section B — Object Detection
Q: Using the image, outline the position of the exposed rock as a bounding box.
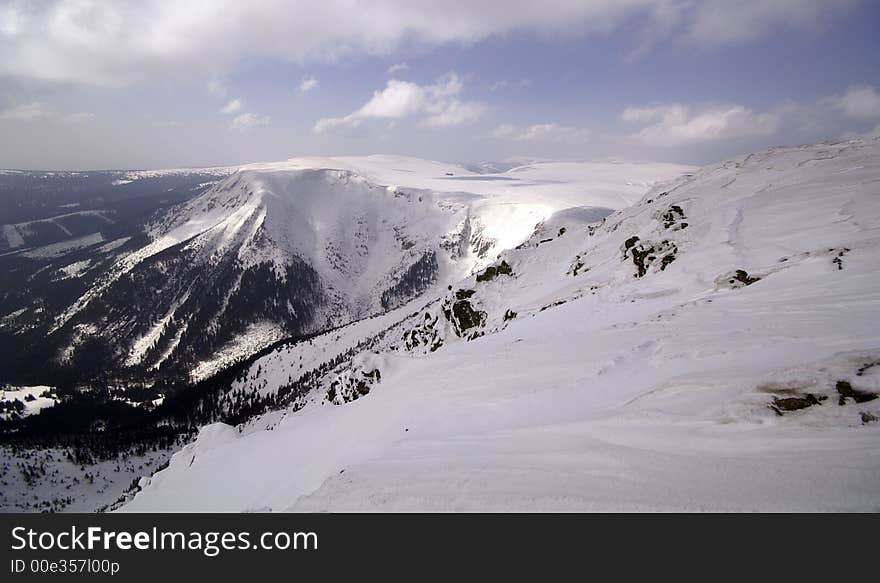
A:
[401,311,444,353]
[539,299,568,312]
[656,204,688,230]
[451,300,486,331]
[856,361,879,377]
[731,270,760,287]
[836,380,878,405]
[327,365,383,404]
[770,393,825,415]
[622,236,640,257]
[831,247,850,270]
[716,269,761,290]
[455,289,476,300]
[476,260,513,283]
[624,239,678,278]
[569,255,586,276]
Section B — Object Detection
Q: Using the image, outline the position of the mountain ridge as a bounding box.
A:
[2,156,689,383]
[121,137,880,512]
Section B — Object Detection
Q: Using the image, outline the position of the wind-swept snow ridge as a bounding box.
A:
[49,155,688,377]
[124,139,880,512]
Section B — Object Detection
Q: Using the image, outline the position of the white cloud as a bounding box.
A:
[314,72,484,134]
[221,98,243,114]
[681,0,858,47]
[230,112,269,132]
[518,123,589,142]
[823,85,880,121]
[490,79,532,91]
[299,77,319,93]
[0,102,52,121]
[0,1,857,86]
[357,81,427,118]
[312,116,364,136]
[622,103,778,146]
[207,77,226,97]
[489,122,590,142]
[387,63,409,75]
[422,100,485,127]
[490,124,517,138]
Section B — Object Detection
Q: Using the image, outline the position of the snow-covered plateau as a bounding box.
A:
[120,139,880,512]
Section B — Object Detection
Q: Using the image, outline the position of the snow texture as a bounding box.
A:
[124,139,880,512]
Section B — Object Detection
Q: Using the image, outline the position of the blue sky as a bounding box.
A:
[1,0,879,169]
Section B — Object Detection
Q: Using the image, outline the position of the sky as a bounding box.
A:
[1,0,879,170]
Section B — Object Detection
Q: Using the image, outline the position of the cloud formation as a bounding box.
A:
[221,98,243,114]
[679,0,858,46]
[230,112,270,133]
[314,73,484,134]
[207,77,226,97]
[823,85,880,121]
[387,63,409,75]
[299,77,319,93]
[0,1,857,86]
[491,122,590,143]
[622,103,779,146]
[490,79,532,92]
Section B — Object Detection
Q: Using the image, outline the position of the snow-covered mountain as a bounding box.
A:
[35,156,688,380]
[121,139,880,512]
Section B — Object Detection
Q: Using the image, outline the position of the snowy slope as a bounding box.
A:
[123,138,880,512]
[48,156,688,378]
[0,385,58,420]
